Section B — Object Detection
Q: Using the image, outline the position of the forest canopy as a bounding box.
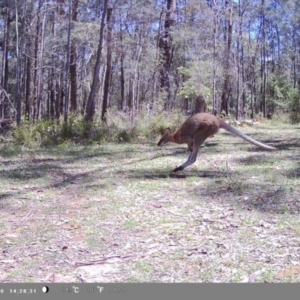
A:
[0,0,299,129]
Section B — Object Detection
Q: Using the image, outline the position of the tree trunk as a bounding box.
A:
[120,52,125,110]
[195,96,206,113]
[260,0,267,117]
[221,0,233,115]
[70,0,78,113]
[0,8,11,119]
[55,78,61,120]
[236,0,244,121]
[15,0,21,125]
[85,0,108,122]
[159,0,176,110]
[212,3,217,114]
[25,52,31,120]
[32,0,42,121]
[63,0,72,122]
[37,9,46,121]
[102,4,113,125]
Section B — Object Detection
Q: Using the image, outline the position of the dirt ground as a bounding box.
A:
[0,121,300,282]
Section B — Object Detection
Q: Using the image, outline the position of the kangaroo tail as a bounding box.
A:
[219,119,277,150]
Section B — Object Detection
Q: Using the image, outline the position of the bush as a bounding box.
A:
[13,119,58,148]
[9,110,192,148]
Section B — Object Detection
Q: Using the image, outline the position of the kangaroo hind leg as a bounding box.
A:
[173,132,209,172]
[178,135,193,152]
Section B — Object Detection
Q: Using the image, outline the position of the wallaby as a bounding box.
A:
[157,112,277,172]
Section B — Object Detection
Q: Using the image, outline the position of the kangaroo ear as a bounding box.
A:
[163,128,171,134]
[161,127,171,135]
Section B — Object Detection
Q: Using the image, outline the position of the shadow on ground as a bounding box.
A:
[193,180,299,215]
[285,164,300,178]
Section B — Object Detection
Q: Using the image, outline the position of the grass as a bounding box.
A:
[0,120,300,283]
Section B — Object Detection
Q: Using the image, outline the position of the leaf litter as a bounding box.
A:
[0,124,300,282]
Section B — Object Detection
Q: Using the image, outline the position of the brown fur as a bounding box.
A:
[157,113,277,172]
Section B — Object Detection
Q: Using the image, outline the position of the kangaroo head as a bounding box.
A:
[157,128,172,146]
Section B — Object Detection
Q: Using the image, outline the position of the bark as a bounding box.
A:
[51,8,58,120]
[0,8,11,119]
[25,46,31,120]
[221,0,233,115]
[212,4,217,114]
[119,21,125,111]
[85,0,108,122]
[102,5,113,124]
[64,0,72,122]
[1,8,10,92]
[120,52,125,110]
[15,0,21,125]
[195,96,206,113]
[70,0,78,112]
[236,0,243,120]
[260,0,267,117]
[32,0,42,121]
[37,9,46,120]
[158,0,176,110]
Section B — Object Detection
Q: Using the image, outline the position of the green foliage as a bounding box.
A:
[92,123,137,144]
[138,115,171,138]
[269,113,290,124]
[13,119,58,148]
[177,65,212,101]
[11,114,142,147]
[130,110,186,142]
[268,74,300,123]
[290,107,300,124]
[268,75,296,105]
[59,117,139,144]
[102,108,186,143]
[60,115,91,140]
[14,107,290,148]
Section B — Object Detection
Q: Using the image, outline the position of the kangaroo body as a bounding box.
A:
[157,113,277,172]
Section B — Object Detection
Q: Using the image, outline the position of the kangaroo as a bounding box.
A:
[157,112,277,172]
